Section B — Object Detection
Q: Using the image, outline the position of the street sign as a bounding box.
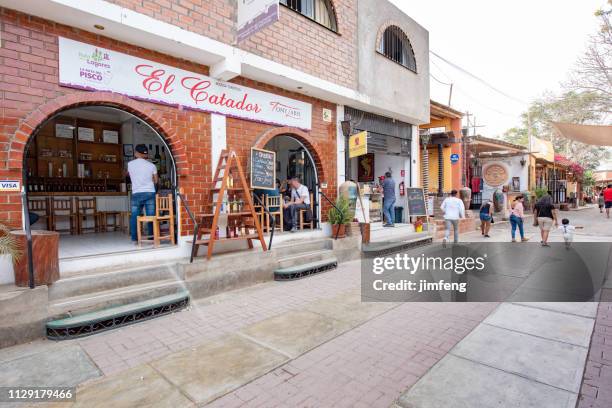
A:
[349,131,368,158]
[451,153,460,164]
[0,180,20,191]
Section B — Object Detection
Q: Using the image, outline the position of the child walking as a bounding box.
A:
[559,218,583,249]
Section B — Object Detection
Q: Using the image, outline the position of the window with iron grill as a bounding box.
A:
[378,25,417,72]
[280,0,338,32]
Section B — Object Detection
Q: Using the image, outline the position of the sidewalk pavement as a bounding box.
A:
[396,302,597,408]
[0,260,497,408]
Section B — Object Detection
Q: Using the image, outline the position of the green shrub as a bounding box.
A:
[327,196,352,225]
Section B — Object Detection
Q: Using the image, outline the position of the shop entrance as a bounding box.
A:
[23,105,177,259]
[263,135,319,230]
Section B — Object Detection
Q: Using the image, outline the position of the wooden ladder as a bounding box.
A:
[191,150,267,260]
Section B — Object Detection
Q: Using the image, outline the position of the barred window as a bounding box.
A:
[280,0,338,32]
[378,26,417,72]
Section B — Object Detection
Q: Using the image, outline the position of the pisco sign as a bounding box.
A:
[58,37,312,130]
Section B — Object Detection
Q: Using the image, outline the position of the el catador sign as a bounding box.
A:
[58,37,312,130]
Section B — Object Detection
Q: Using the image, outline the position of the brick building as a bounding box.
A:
[0,0,429,262]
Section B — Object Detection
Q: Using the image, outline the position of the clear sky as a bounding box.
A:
[389,0,605,137]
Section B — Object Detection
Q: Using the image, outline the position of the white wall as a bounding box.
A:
[336,105,346,186]
[210,114,227,177]
[481,156,529,201]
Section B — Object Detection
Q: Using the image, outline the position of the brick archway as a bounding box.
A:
[253,127,325,183]
[6,91,187,172]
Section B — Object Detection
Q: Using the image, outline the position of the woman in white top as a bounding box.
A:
[509,195,528,243]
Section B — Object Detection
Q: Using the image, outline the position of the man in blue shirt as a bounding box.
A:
[382,172,396,227]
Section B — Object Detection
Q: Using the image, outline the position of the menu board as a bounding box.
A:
[406,187,427,216]
[55,123,74,139]
[250,147,276,190]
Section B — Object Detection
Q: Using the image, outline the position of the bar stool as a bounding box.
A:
[28,197,52,230]
[137,193,175,247]
[51,197,77,235]
[299,193,314,230]
[76,197,98,234]
[265,195,283,233]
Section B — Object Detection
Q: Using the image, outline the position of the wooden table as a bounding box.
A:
[10,230,60,287]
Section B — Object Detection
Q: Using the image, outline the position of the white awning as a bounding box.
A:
[551,122,612,146]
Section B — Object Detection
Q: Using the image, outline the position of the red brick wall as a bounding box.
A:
[0,8,337,231]
[105,0,358,89]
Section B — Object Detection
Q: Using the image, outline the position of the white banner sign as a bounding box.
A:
[58,37,311,130]
[238,0,279,43]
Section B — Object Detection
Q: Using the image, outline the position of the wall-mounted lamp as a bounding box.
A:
[340,120,352,137]
[520,158,527,167]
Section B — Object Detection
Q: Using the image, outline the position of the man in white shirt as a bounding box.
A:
[440,190,465,245]
[127,144,158,242]
[283,177,310,233]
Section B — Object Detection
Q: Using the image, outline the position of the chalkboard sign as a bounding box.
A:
[250,147,276,190]
[406,187,427,216]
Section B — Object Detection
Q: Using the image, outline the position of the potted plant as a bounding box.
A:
[328,196,351,238]
[0,223,21,284]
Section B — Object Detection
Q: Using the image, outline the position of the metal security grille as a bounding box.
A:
[280,0,337,31]
[378,26,417,72]
[345,107,412,141]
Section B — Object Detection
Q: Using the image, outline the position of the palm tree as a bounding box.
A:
[0,223,22,262]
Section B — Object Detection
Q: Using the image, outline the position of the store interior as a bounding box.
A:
[349,133,411,224]
[25,105,177,259]
[263,135,319,229]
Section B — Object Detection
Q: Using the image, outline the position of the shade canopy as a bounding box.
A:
[550,122,612,146]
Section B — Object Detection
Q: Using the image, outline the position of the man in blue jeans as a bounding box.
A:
[127,144,158,242]
[382,172,396,227]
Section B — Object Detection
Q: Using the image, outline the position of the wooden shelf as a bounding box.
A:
[197,211,255,218]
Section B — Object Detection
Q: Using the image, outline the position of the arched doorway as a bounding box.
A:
[264,134,319,229]
[23,105,178,258]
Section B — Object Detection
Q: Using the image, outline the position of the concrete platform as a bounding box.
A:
[150,333,287,405]
[397,354,577,408]
[484,303,595,347]
[451,324,587,393]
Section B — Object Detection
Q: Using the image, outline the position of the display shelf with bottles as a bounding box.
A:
[25,117,124,194]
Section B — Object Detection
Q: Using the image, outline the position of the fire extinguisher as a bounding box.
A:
[399,181,405,196]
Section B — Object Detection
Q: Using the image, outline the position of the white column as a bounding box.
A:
[336,105,346,188]
[210,114,227,177]
[410,124,420,187]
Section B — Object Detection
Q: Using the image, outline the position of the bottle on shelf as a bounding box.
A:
[160,147,167,175]
[155,146,161,172]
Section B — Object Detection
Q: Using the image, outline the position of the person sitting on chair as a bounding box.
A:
[283,177,310,233]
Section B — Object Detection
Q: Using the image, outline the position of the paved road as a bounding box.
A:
[0,205,609,407]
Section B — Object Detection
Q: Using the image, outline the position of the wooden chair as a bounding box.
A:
[76,197,98,234]
[265,195,283,233]
[137,193,175,247]
[51,197,77,235]
[28,197,51,230]
[299,193,314,230]
[97,211,122,232]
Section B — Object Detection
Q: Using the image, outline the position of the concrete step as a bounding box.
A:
[49,263,182,301]
[49,279,187,319]
[274,257,338,281]
[271,237,332,254]
[46,290,190,340]
[276,249,336,269]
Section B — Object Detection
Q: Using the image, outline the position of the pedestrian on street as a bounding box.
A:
[382,172,396,227]
[558,218,583,249]
[440,190,465,245]
[598,190,605,213]
[534,194,558,247]
[509,195,529,242]
[604,184,612,219]
[479,199,493,238]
